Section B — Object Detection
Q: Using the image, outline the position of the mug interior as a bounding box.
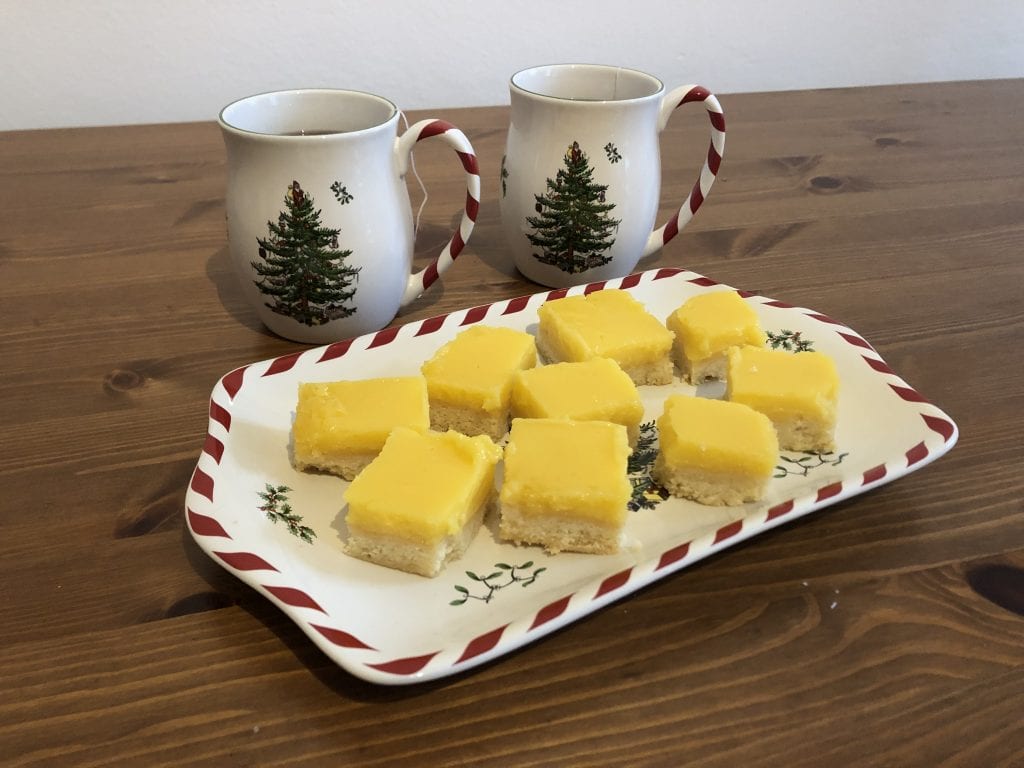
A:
[219,89,397,136]
[512,64,663,102]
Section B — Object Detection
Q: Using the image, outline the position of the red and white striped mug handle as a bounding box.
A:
[642,85,725,258]
[396,119,481,306]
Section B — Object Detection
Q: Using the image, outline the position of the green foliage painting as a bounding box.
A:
[252,181,360,327]
[527,142,620,274]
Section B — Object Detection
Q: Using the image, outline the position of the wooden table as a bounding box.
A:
[3,79,1022,766]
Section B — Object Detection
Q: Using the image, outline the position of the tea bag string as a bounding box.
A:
[399,110,429,235]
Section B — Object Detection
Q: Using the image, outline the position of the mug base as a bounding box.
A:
[514,257,640,289]
[258,307,396,345]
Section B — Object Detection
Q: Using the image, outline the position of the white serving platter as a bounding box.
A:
[185,267,958,685]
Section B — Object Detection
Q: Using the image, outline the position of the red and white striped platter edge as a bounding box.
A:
[185,267,958,685]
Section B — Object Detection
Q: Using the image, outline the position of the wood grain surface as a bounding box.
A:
[1,79,1022,767]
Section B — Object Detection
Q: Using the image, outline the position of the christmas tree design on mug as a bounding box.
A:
[526,142,621,274]
[251,181,361,327]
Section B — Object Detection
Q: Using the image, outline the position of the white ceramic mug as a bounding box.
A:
[499,64,725,287]
[219,89,479,344]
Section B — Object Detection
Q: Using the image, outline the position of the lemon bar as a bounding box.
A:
[499,418,632,554]
[653,395,778,506]
[537,289,674,386]
[421,325,537,441]
[510,357,645,445]
[666,290,765,383]
[343,427,502,577]
[292,377,429,480]
[726,346,839,452]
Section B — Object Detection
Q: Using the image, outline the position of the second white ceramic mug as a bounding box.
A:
[499,64,726,287]
[219,89,480,344]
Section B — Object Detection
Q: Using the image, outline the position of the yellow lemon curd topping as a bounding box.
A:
[292,377,429,455]
[420,325,537,414]
[658,395,778,476]
[538,289,673,369]
[343,427,501,545]
[666,290,765,363]
[726,346,839,422]
[499,418,631,525]
[511,358,643,428]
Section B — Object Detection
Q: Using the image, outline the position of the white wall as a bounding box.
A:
[2,0,1022,131]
